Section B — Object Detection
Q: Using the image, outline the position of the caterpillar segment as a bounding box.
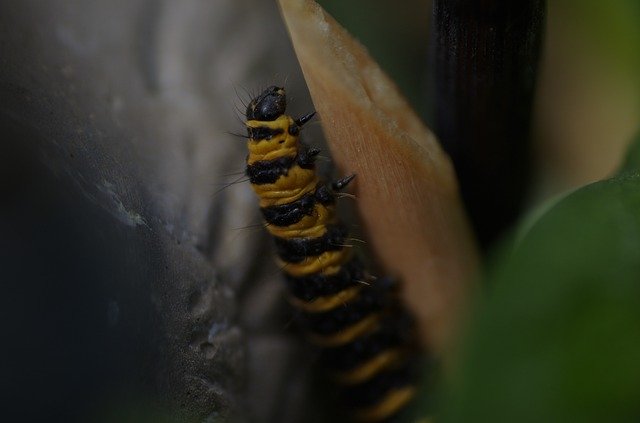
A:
[245,86,420,422]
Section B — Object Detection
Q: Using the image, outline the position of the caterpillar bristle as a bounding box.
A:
[295,111,317,126]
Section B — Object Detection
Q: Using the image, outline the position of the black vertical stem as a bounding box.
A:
[431,0,545,248]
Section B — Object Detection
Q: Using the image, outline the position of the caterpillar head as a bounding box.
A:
[246,86,286,121]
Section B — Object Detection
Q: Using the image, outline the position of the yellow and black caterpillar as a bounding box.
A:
[245,86,420,422]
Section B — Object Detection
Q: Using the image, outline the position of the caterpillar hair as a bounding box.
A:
[244,86,421,422]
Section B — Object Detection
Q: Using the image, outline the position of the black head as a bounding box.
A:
[246,86,286,121]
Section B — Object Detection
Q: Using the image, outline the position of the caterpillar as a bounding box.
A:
[244,86,421,422]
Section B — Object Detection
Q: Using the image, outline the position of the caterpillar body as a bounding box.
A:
[245,86,420,422]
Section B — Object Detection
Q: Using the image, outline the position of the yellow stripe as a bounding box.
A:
[266,206,334,239]
[253,172,318,207]
[280,249,349,278]
[335,349,406,385]
[289,286,362,313]
[354,386,416,422]
[246,116,298,163]
[267,218,329,239]
[246,115,291,129]
[308,314,380,347]
[247,145,297,164]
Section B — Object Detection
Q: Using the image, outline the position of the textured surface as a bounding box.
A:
[0,1,316,421]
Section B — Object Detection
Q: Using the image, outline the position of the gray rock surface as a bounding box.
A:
[0,1,322,421]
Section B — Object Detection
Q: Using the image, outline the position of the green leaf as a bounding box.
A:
[440,133,640,422]
[619,132,640,175]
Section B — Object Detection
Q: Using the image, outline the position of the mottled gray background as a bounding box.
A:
[0,1,322,421]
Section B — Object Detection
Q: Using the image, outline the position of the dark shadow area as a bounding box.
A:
[0,115,165,421]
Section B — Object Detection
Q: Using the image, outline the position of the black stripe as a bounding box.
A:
[285,257,364,301]
[260,191,316,227]
[246,145,318,186]
[246,156,295,185]
[319,312,416,372]
[300,287,387,336]
[260,183,336,227]
[274,224,348,263]
[342,360,417,409]
[248,126,283,140]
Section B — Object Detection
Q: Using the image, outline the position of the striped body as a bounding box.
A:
[245,87,419,422]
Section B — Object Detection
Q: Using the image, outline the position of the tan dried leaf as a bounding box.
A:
[278,0,479,355]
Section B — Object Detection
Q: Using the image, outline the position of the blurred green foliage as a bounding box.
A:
[439,132,640,422]
[559,0,640,76]
[315,0,430,116]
